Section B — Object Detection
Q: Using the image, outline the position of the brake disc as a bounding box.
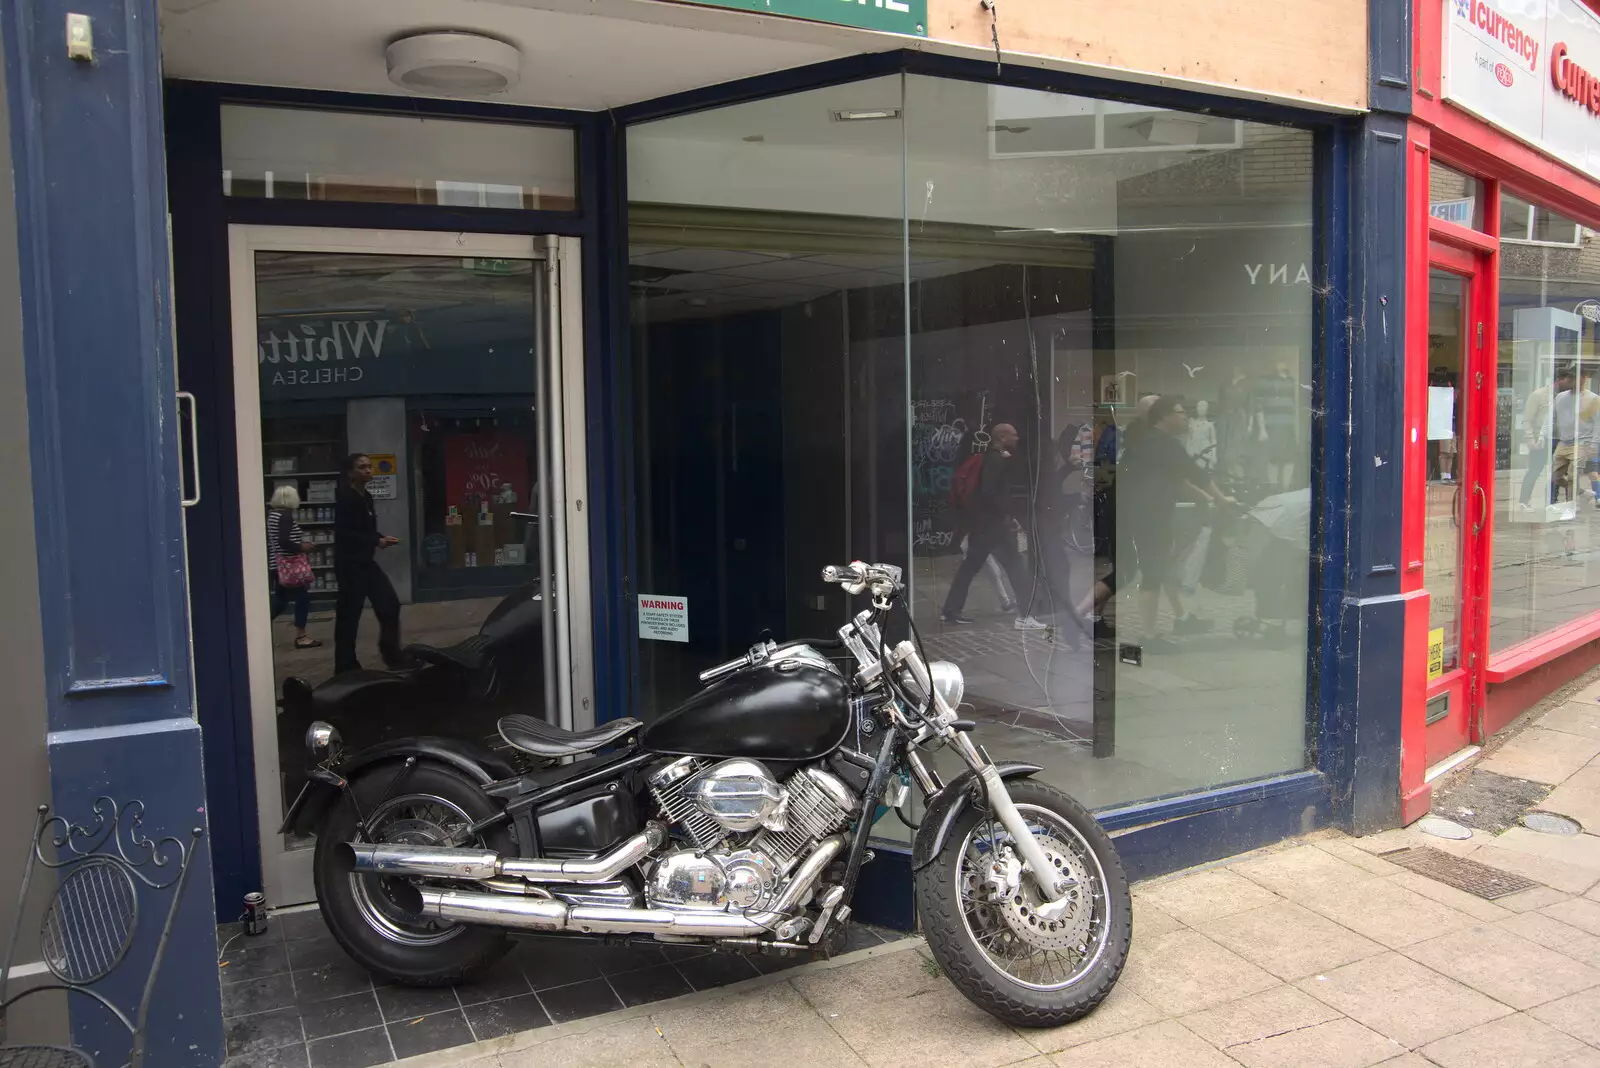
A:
[995,839,1093,951]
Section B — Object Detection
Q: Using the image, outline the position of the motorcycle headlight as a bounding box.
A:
[928,661,965,711]
[306,721,342,761]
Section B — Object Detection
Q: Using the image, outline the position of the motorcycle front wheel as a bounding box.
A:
[313,761,514,986]
[915,779,1131,1028]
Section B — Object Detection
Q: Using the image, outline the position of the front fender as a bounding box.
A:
[910,762,1043,872]
[278,735,517,838]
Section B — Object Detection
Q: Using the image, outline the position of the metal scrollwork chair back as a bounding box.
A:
[0,799,203,1068]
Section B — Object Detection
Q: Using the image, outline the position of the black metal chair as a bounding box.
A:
[0,799,202,1068]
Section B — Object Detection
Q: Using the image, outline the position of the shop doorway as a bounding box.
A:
[227,226,591,904]
[1423,247,1491,765]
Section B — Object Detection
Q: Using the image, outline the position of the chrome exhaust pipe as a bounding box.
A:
[340,823,666,884]
[409,835,848,938]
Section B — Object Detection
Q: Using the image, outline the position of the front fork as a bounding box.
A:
[945,733,1073,914]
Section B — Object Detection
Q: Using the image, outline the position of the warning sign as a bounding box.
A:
[1428,627,1445,680]
[638,595,689,643]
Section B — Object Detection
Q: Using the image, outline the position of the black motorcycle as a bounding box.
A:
[285,561,1131,1026]
[277,580,548,806]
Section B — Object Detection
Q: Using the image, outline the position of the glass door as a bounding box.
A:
[228,227,590,905]
[1424,256,1489,763]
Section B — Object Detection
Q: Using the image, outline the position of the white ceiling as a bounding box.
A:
[158,0,898,111]
[631,246,991,322]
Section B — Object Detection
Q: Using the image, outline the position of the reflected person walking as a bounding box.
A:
[941,423,1048,630]
[333,452,404,674]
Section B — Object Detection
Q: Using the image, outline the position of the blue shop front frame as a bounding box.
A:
[165,49,1401,930]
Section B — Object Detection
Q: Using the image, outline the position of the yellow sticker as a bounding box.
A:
[1428,627,1445,680]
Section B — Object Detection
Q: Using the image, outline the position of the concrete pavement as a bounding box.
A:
[385,687,1600,1068]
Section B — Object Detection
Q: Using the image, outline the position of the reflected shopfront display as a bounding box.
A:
[1491,194,1600,652]
[248,249,553,864]
[626,75,1317,813]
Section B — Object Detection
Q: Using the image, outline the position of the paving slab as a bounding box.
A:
[1294,953,1512,1048]
[1132,868,1281,927]
[791,950,1038,1068]
[1225,1017,1403,1068]
[1497,910,1600,968]
[1117,929,1279,1016]
[1538,701,1600,739]
[1178,984,1343,1050]
[1048,1020,1240,1068]
[1020,983,1166,1055]
[1229,845,1383,902]
[653,981,867,1067]
[494,1017,679,1068]
[1543,895,1600,935]
[1382,870,1512,922]
[1400,922,1600,1009]
[1420,1012,1594,1068]
[1539,766,1600,831]
[1496,883,1576,912]
[1492,826,1600,871]
[1296,878,1477,949]
[1478,728,1600,785]
[1528,988,1600,1046]
[1471,843,1600,894]
[1199,901,1385,981]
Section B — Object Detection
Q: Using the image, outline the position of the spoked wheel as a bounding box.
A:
[916,779,1131,1027]
[349,793,474,949]
[314,762,514,986]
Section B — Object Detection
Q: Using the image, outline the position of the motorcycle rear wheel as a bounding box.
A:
[314,761,515,986]
[915,779,1131,1028]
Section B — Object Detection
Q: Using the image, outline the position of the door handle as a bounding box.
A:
[1472,483,1486,535]
[177,391,200,508]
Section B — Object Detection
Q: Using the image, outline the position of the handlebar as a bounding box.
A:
[821,561,903,596]
[698,646,764,685]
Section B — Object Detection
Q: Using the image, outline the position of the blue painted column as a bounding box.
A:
[1319,0,1414,835]
[1,2,223,1065]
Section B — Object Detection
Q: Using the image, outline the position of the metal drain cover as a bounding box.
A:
[1522,811,1583,835]
[1378,846,1540,899]
[1417,816,1473,841]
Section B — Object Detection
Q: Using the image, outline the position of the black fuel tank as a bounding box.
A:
[641,660,851,761]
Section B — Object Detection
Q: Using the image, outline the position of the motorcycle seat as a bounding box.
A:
[310,669,413,713]
[497,714,642,759]
[405,634,496,674]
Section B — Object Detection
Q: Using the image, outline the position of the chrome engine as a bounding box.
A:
[646,757,857,911]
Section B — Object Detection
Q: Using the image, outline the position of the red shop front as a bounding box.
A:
[1404,0,1600,818]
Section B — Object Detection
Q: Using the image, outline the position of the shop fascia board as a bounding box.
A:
[161,0,1367,115]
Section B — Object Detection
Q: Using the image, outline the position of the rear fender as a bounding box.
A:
[278,735,517,838]
[910,763,1043,872]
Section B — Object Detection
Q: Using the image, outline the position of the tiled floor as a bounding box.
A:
[217,908,906,1068]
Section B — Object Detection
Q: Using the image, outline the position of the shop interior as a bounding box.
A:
[628,75,1317,813]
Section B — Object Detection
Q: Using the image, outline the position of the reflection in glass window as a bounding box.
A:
[1502,191,1583,247]
[256,252,550,844]
[221,105,577,210]
[1492,199,1600,652]
[625,75,1315,813]
[1428,160,1484,230]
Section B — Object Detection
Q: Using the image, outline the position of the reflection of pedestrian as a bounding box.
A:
[334,453,403,674]
[1121,398,1234,651]
[1552,379,1600,505]
[268,485,320,649]
[1519,367,1572,509]
[941,424,1047,630]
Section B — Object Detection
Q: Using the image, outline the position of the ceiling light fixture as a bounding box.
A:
[831,108,901,122]
[387,32,521,96]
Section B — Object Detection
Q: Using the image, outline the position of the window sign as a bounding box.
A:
[1431,198,1477,225]
[1445,0,1600,182]
[638,596,689,643]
